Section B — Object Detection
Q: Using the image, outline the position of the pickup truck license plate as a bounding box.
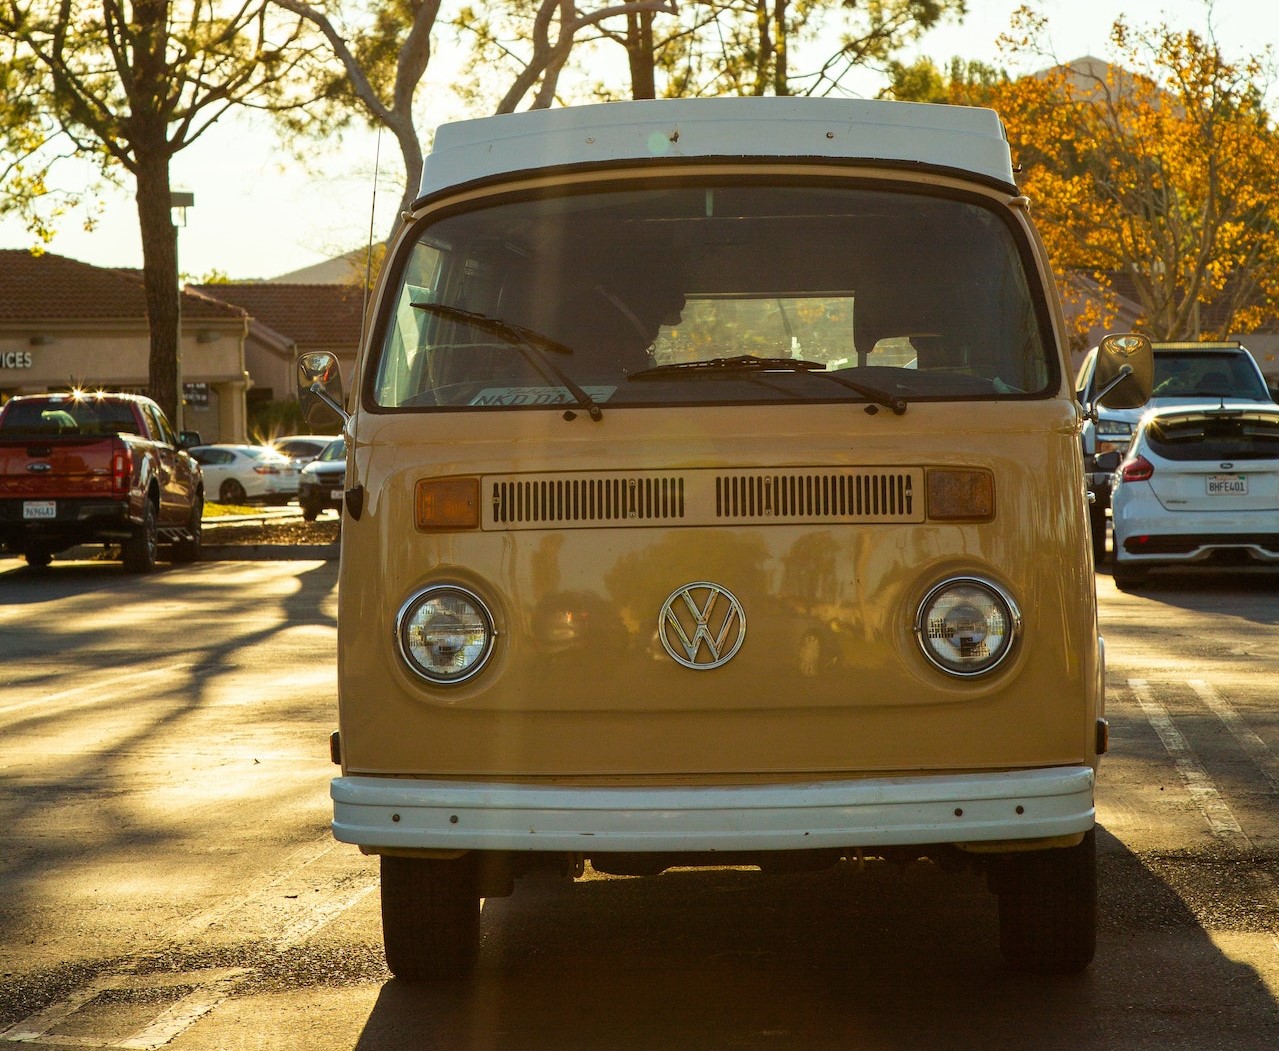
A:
[23,500,56,519]
[329,488,344,500]
[1207,474,1247,495]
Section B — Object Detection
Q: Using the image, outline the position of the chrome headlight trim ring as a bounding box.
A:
[395,583,498,685]
[914,576,1022,678]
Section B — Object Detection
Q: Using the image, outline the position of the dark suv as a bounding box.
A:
[297,437,346,521]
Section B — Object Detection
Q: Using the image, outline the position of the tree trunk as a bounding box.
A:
[391,112,426,228]
[627,3,656,99]
[135,152,180,425]
[773,0,789,95]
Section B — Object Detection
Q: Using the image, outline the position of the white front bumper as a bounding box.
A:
[331,766,1095,853]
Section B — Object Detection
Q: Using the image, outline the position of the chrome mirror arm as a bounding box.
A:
[309,381,351,425]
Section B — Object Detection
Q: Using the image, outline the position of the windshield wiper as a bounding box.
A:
[630,355,908,415]
[413,302,603,421]
[813,370,908,415]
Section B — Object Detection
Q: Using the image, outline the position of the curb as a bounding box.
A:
[200,544,338,561]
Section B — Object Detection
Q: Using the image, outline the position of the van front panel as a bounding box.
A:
[336,399,1097,781]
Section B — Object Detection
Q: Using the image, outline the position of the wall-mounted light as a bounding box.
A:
[196,330,220,344]
[28,334,55,346]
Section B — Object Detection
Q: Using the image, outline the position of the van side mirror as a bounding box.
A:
[178,430,202,449]
[297,352,349,427]
[1091,332,1153,414]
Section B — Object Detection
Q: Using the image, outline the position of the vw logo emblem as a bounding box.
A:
[658,582,747,670]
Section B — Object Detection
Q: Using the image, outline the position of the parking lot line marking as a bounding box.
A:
[0,969,249,1050]
[0,974,120,1043]
[0,834,369,1050]
[162,832,344,944]
[116,970,250,1051]
[1188,678,1279,793]
[271,882,377,950]
[1128,678,1253,854]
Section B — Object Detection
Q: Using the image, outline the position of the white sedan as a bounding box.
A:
[189,444,300,506]
[1110,405,1279,590]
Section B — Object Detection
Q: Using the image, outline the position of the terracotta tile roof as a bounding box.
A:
[0,249,244,323]
[189,282,365,348]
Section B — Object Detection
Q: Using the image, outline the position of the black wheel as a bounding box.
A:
[122,498,159,573]
[993,829,1096,974]
[24,548,52,569]
[219,479,247,505]
[171,494,203,563]
[1112,562,1148,592]
[301,502,320,522]
[1088,501,1108,562]
[380,854,481,980]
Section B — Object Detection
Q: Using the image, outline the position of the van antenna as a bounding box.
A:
[360,126,383,338]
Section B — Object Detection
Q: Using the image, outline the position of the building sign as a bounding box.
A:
[183,382,209,407]
[1,351,34,369]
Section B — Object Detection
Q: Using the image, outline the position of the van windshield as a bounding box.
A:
[371,181,1054,410]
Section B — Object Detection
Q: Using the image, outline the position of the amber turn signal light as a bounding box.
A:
[416,477,480,530]
[926,469,995,521]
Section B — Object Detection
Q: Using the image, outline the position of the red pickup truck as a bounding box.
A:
[0,392,204,571]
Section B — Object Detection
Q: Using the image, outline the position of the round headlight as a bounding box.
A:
[915,577,1020,677]
[396,585,496,684]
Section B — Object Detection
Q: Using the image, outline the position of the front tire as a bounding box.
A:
[1112,562,1148,592]
[993,829,1096,974]
[122,498,159,573]
[380,855,481,981]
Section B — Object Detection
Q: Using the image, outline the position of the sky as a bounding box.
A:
[1,0,1274,283]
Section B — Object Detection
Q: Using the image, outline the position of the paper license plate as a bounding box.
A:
[329,489,344,500]
[1207,474,1247,495]
[23,500,56,519]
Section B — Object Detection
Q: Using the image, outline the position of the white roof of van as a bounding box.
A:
[419,97,1015,199]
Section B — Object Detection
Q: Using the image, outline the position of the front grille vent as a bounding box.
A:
[490,475,685,525]
[482,468,924,529]
[716,471,915,520]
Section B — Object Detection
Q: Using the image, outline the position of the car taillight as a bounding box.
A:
[253,465,281,475]
[111,448,132,493]
[1121,455,1154,483]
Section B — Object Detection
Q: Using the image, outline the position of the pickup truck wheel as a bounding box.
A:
[171,495,203,563]
[122,499,159,573]
[301,502,321,522]
[219,479,247,505]
[380,855,480,980]
[994,830,1096,974]
[24,549,52,569]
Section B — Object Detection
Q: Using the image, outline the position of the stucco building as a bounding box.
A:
[0,250,363,441]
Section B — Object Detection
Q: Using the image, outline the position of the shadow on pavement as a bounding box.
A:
[351,826,1279,1050]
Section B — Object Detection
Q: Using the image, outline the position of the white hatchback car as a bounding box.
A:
[189,444,300,505]
[1110,406,1279,590]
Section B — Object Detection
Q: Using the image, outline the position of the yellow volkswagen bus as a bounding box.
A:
[299,97,1152,979]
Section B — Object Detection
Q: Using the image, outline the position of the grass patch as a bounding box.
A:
[202,502,257,517]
